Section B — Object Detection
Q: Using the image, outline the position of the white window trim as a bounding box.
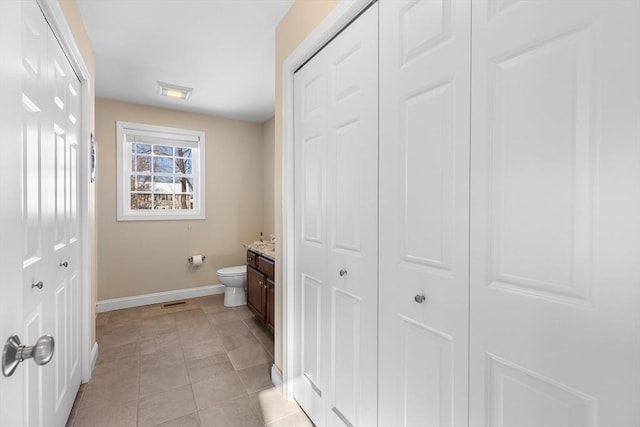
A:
[116,121,206,221]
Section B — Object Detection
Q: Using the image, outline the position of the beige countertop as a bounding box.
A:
[245,241,275,261]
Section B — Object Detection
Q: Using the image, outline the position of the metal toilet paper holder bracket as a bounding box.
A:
[188,256,206,263]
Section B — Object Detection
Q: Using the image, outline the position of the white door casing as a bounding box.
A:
[469,1,640,425]
[293,4,379,426]
[378,0,471,425]
[1,2,83,426]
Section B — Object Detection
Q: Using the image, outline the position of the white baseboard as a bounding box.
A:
[90,342,99,372]
[97,284,225,313]
[271,364,283,387]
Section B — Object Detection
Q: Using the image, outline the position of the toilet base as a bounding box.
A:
[224,287,246,307]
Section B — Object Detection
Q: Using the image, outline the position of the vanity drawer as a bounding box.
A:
[246,250,259,268]
[258,256,274,279]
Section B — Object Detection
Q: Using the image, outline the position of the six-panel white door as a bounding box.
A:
[469,0,640,425]
[378,0,471,425]
[293,4,379,426]
[2,2,83,426]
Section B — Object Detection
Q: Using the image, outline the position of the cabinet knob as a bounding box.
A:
[414,294,427,304]
[339,269,348,277]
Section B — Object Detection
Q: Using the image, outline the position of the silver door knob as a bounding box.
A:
[59,261,68,268]
[414,294,427,304]
[2,335,55,377]
[339,269,347,277]
[32,281,43,289]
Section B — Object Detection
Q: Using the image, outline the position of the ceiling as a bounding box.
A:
[76,0,295,123]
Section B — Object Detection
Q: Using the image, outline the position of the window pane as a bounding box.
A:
[153,157,173,173]
[136,156,152,172]
[152,176,174,193]
[134,144,152,154]
[153,145,173,156]
[131,193,152,210]
[175,158,192,174]
[175,177,194,193]
[154,194,174,210]
[175,194,194,210]
[131,175,152,191]
[175,147,192,158]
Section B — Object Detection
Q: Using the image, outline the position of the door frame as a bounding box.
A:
[281,0,372,400]
[35,0,95,383]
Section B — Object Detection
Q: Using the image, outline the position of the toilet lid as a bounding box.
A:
[217,265,246,277]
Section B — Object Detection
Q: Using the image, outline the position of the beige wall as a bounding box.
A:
[263,117,276,237]
[59,0,98,346]
[96,98,264,301]
[274,0,340,370]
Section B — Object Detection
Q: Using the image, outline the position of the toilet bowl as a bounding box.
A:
[216,265,247,307]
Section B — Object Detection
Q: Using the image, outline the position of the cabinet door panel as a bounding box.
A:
[247,266,265,322]
[266,278,274,331]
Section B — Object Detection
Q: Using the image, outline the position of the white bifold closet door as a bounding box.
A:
[378,0,471,425]
[20,2,83,426]
[293,3,378,427]
[469,0,640,425]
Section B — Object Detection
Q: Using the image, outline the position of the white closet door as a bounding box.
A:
[378,0,471,425]
[293,4,378,426]
[294,45,330,427]
[46,16,83,426]
[469,1,640,425]
[325,4,378,426]
[19,2,82,425]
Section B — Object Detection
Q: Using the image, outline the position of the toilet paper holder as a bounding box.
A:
[187,256,206,263]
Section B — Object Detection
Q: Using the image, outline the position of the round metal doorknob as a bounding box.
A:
[414,294,427,304]
[2,335,55,377]
[339,269,347,277]
[32,281,43,289]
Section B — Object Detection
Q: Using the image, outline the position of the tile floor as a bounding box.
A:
[66,294,314,427]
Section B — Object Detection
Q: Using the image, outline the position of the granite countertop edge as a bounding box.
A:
[244,241,275,262]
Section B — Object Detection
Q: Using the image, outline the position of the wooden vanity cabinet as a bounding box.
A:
[246,250,274,332]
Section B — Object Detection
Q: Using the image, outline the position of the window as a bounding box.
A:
[116,121,205,220]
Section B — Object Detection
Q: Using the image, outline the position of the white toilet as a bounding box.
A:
[216,265,247,307]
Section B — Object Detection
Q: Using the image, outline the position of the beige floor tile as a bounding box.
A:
[191,371,247,410]
[206,308,252,325]
[156,412,200,427]
[95,341,141,366]
[138,385,197,427]
[73,400,137,427]
[216,320,253,337]
[178,325,219,343]
[227,343,271,370]
[251,326,275,357]
[198,395,262,427]
[265,410,314,427]
[186,353,235,382]
[139,361,190,398]
[182,335,226,361]
[237,363,273,393]
[250,387,303,425]
[79,377,139,411]
[242,316,265,332]
[96,312,111,326]
[141,346,185,372]
[107,307,142,324]
[99,325,141,348]
[140,322,179,340]
[140,331,181,356]
[90,359,140,388]
[221,332,260,352]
